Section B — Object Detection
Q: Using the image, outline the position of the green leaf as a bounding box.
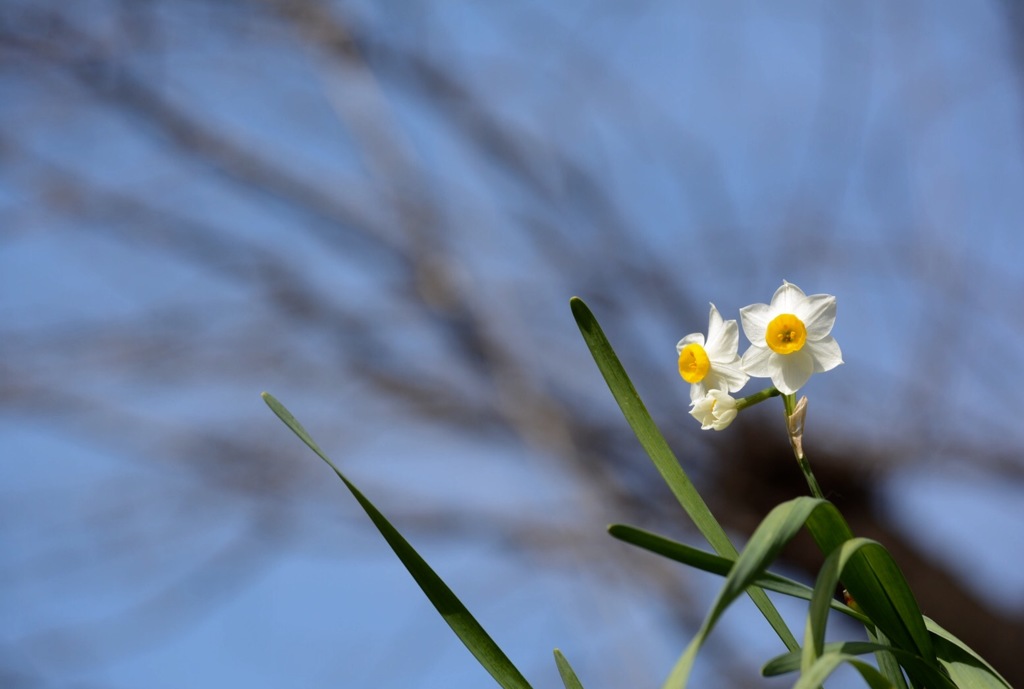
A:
[764,641,956,689]
[262,392,533,689]
[761,647,897,687]
[803,538,879,669]
[659,497,825,689]
[867,627,910,689]
[930,631,1012,688]
[608,524,866,622]
[764,641,957,689]
[924,618,1011,688]
[780,620,1011,689]
[570,297,798,652]
[799,503,951,688]
[801,536,941,689]
[762,641,885,675]
[659,496,945,689]
[801,503,936,670]
[553,649,585,689]
[790,652,904,689]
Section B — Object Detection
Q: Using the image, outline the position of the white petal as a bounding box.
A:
[739,303,770,345]
[771,281,807,314]
[712,408,737,430]
[707,389,736,406]
[774,350,814,395]
[707,303,725,335]
[806,336,843,372]
[690,390,738,431]
[740,344,775,377]
[706,360,749,393]
[676,332,705,352]
[796,294,836,340]
[689,395,716,428]
[706,317,740,360]
[689,381,706,402]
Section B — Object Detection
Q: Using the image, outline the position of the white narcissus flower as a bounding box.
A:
[689,390,739,431]
[676,304,749,402]
[739,281,843,395]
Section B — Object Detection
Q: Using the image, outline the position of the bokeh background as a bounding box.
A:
[4,1,1024,687]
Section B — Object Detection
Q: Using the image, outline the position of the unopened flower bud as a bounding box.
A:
[689,390,739,431]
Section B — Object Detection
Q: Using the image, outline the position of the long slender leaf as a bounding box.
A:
[608,524,866,621]
[930,633,1012,689]
[798,502,943,687]
[262,392,533,689]
[802,536,940,689]
[802,502,935,669]
[924,618,1011,689]
[792,653,906,689]
[553,649,585,689]
[867,627,910,689]
[660,496,945,689]
[763,641,886,675]
[571,297,798,651]
[803,538,878,669]
[764,642,957,689]
[766,617,1007,688]
[660,497,826,689]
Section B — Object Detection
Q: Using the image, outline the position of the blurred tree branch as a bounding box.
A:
[2,1,1023,687]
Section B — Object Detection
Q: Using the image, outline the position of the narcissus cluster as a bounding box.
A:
[677,281,842,430]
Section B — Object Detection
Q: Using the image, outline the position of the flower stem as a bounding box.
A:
[783,393,825,500]
[735,386,781,411]
[797,456,825,500]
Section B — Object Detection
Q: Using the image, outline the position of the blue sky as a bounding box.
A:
[3,1,1024,687]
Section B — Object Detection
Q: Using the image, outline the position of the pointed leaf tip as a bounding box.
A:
[553,649,584,689]
[569,296,589,318]
[263,392,532,689]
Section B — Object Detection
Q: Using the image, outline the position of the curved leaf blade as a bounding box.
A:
[262,392,533,689]
[608,524,865,621]
[765,641,956,689]
[931,632,1012,689]
[803,503,935,668]
[803,537,879,669]
[660,497,825,688]
[661,496,945,689]
[571,297,798,652]
[763,641,885,676]
[792,653,903,689]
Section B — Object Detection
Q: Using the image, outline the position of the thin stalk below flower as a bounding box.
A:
[783,394,824,500]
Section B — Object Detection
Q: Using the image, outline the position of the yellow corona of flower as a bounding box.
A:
[739,281,843,395]
[689,390,739,431]
[677,304,749,402]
